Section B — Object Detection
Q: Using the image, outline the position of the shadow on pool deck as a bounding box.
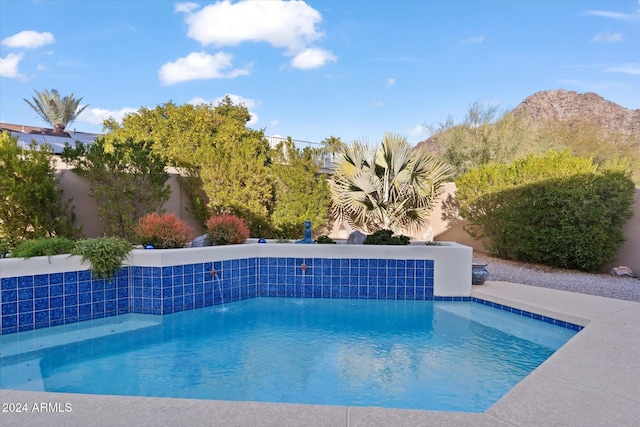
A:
[1,281,639,427]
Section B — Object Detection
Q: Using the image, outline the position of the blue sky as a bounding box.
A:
[1,0,638,144]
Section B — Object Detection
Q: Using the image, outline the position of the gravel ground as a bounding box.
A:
[473,253,640,303]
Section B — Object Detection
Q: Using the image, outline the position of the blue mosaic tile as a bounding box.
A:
[93,280,105,292]
[2,315,18,328]
[18,286,33,301]
[50,297,63,309]
[1,277,17,290]
[118,299,129,311]
[18,276,33,288]
[78,281,91,293]
[64,271,78,283]
[2,290,17,303]
[18,300,32,313]
[18,312,34,326]
[49,273,64,285]
[93,302,105,313]
[50,285,63,297]
[34,311,49,324]
[34,274,49,287]
[79,304,91,316]
[2,302,17,315]
[64,294,78,307]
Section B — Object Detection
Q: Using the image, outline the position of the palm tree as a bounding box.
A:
[321,135,346,153]
[330,133,451,233]
[24,89,88,131]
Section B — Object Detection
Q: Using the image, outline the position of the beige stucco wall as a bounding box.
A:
[604,188,640,274]
[55,159,203,238]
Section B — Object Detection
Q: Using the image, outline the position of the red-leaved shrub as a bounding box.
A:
[206,214,250,245]
[135,213,194,249]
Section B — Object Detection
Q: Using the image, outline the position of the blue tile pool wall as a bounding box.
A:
[1,269,129,335]
[1,257,585,335]
[471,298,584,331]
[257,257,435,300]
[130,258,258,315]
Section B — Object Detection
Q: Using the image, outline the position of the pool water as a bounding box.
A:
[0,298,576,412]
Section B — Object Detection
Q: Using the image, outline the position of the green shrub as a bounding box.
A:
[10,237,75,259]
[135,213,194,249]
[0,238,10,258]
[206,214,250,245]
[363,229,410,245]
[315,235,336,244]
[1,133,81,246]
[70,237,132,279]
[455,151,635,272]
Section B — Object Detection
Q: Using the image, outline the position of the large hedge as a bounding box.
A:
[455,151,635,272]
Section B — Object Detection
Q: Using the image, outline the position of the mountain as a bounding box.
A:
[416,89,640,153]
[512,89,640,136]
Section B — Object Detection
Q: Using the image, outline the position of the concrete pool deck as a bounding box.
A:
[1,281,639,426]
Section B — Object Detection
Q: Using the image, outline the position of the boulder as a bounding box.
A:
[346,231,367,244]
[610,266,637,278]
[190,234,212,247]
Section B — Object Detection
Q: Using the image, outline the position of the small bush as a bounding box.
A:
[206,214,250,245]
[70,237,132,279]
[135,213,194,249]
[363,229,410,245]
[315,235,336,244]
[11,237,75,258]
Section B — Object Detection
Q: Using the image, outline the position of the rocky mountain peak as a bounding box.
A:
[512,89,640,135]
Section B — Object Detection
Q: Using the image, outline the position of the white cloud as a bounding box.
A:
[461,35,485,44]
[370,101,385,108]
[188,94,260,125]
[584,10,640,25]
[269,119,280,127]
[408,124,427,137]
[0,53,24,78]
[77,106,138,126]
[387,78,396,86]
[291,47,337,69]
[175,2,199,14]
[180,0,323,52]
[2,30,55,48]
[605,63,640,75]
[158,51,250,85]
[591,31,623,42]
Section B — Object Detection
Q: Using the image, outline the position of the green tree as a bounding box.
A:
[61,137,170,240]
[24,89,88,131]
[270,138,331,238]
[330,133,451,233]
[429,102,551,177]
[0,133,79,246]
[104,98,274,235]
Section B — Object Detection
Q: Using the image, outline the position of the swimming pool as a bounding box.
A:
[0,298,577,412]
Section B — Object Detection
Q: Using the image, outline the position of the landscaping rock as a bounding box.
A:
[190,234,212,247]
[346,231,367,244]
[610,266,637,278]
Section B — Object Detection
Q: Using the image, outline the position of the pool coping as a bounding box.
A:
[1,281,639,426]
